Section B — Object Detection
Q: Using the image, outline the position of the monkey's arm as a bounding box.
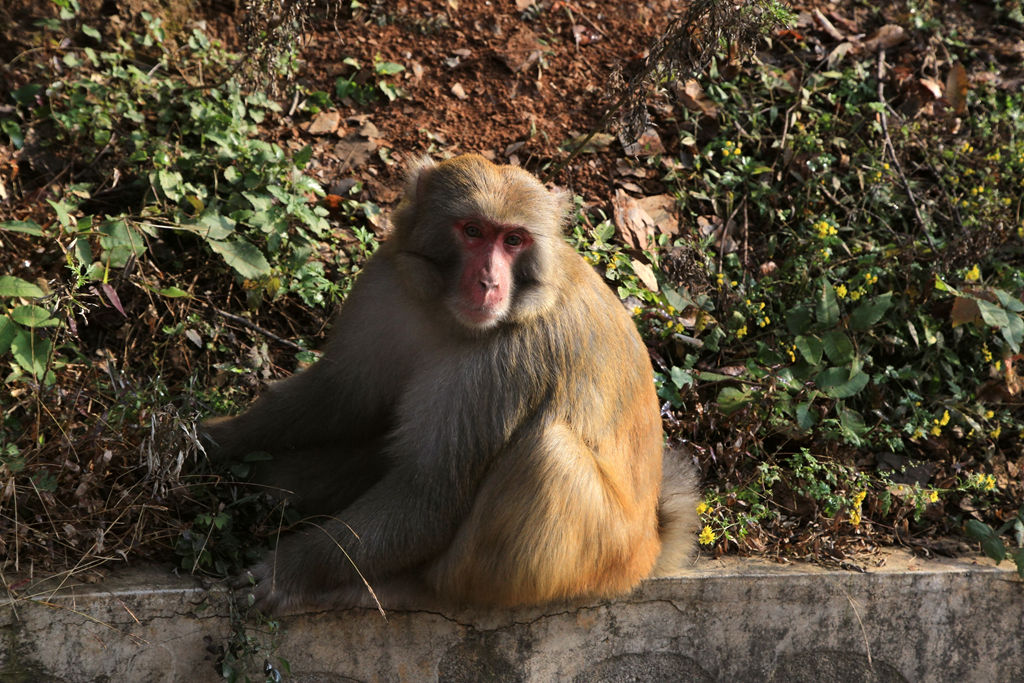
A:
[202,255,426,459]
[249,454,478,613]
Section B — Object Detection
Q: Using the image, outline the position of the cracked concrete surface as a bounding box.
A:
[1,551,1021,682]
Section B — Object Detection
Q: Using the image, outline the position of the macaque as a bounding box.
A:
[203,154,698,614]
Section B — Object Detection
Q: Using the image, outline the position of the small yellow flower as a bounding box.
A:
[982,345,993,362]
[730,280,738,287]
[983,474,996,492]
[632,306,642,316]
[911,427,925,439]
[965,264,981,282]
[696,502,709,515]
[716,273,725,286]
[938,410,950,427]
[930,424,942,436]
[666,306,676,315]
[836,284,848,299]
[990,425,1001,439]
[984,409,995,419]
[758,316,770,327]
[850,289,863,301]
[927,490,939,503]
[787,347,796,363]
[736,325,748,339]
[864,272,878,286]
[849,508,862,526]
[699,525,716,545]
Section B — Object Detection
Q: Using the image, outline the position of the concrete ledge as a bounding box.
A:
[2,552,1021,682]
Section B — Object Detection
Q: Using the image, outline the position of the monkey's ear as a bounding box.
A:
[405,155,437,203]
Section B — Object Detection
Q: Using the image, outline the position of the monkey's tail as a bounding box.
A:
[652,449,701,577]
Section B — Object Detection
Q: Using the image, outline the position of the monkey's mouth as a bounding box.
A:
[454,301,505,328]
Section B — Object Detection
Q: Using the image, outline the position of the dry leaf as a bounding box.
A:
[945,63,968,115]
[863,24,906,51]
[496,27,543,72]
[637,194,679,237]
[697,215,738,253]
[569,132,615,153]
[450,83,469,100]
[307,110,341,135]
[612,189,655,250]
[919,77,943,99]
[675,79,718,118]
[515,0,534,9]
[622,127,665,157]
[950,297,981,327]
[631,259,659,292]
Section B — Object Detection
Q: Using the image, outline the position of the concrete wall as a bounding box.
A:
[1,552,1021,682]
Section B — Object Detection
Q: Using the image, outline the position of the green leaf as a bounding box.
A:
[815,281,839,327]
[0,219,44,236]
[0,316,16,355]
[209,238,272,279]
[815,365,869,399]
[849,292,893,331]
[81,24,101,40]
[670,366,693,389]
[838,407,867,443]
[157,286,190,298]
[99,219,146,268]
[157,169,184,201]
[1,119,24,149]
[964,519,996,541]
[785,305,813,335]
[293,145,313,168]
[11,329,53,378]
[795,334,823,365]
[10,305,58,328]
[717,386,751,414]
[991,288,1024,313]
[0,276,44,298]
[374,61,405,75]
[1011,549,1024,579]
[11,83,42,106]
[796,401,817,430]
[822,330,854,364]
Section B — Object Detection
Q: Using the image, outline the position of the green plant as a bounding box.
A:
[335,56,407,104]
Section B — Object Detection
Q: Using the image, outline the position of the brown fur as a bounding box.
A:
[203,154,698,614]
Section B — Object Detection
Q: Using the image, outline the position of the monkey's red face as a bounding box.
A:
[453,218,532,328]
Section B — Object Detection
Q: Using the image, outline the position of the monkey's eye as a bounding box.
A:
[504,233,524,247]
[463,223,483,238]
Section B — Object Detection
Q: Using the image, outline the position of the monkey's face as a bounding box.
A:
[449,218,533,329]
[392,154,567,331]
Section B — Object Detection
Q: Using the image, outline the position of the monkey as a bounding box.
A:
[202,154,699,614]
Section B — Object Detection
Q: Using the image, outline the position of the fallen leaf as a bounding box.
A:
[637,194,679,237]
[631,259,659,291]
[496,27,543,73]
[334,135,377,168]
[919,77,943,99]
[950,296,981,327]
[451,82,469,100]
[306,110,342,135]
[675,79,718,118]
[697,215,738,253]
[862,24,906,51]
[622,127,665,157]
[612,189,655,250]
[568,132,615,153]
[945,63,968,115]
